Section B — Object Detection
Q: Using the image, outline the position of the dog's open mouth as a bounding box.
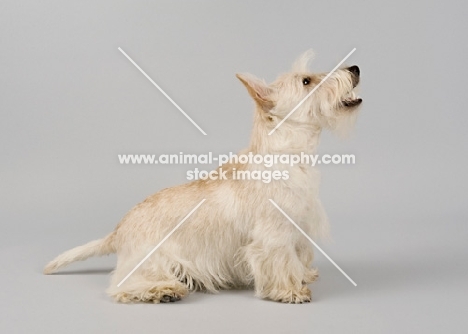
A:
[342,90,362,108]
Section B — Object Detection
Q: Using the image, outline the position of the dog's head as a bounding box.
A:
[237,50,362,136]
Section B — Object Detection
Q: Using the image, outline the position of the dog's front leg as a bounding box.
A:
[245,229,312,303]
[296,240,319,284]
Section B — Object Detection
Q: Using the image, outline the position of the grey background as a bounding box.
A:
[1,0,467,333]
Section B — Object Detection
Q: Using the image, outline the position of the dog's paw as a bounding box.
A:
[111,284,187,304]
[148,286,186,304]
[276,286,312,304]
[159,293,182,303]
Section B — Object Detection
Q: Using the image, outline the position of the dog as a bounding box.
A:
[44,50,362,304]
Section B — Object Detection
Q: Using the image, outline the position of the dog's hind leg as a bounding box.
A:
[106,257,188,304]
[107,277,188,304]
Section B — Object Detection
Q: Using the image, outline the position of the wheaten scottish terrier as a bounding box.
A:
[44,50,362,304]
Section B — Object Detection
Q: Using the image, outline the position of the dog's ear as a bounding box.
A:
[292,49,315,72]
[236,73,274,112]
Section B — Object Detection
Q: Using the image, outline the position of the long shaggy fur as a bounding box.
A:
[44,50,362,304]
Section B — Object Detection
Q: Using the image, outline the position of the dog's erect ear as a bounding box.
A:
[236,73,274,111]
[292,49,315,72]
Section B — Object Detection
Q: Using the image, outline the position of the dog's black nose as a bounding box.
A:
[348,65,360,76]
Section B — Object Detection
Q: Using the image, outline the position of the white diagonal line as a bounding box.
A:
[117,199,206,287]
[269,199,357,286]
[118,47,207,136]
[268,48,356,135]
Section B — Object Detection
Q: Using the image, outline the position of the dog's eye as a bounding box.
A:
[302,77,311,85]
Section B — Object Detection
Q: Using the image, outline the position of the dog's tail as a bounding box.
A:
[43,232,116,274]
